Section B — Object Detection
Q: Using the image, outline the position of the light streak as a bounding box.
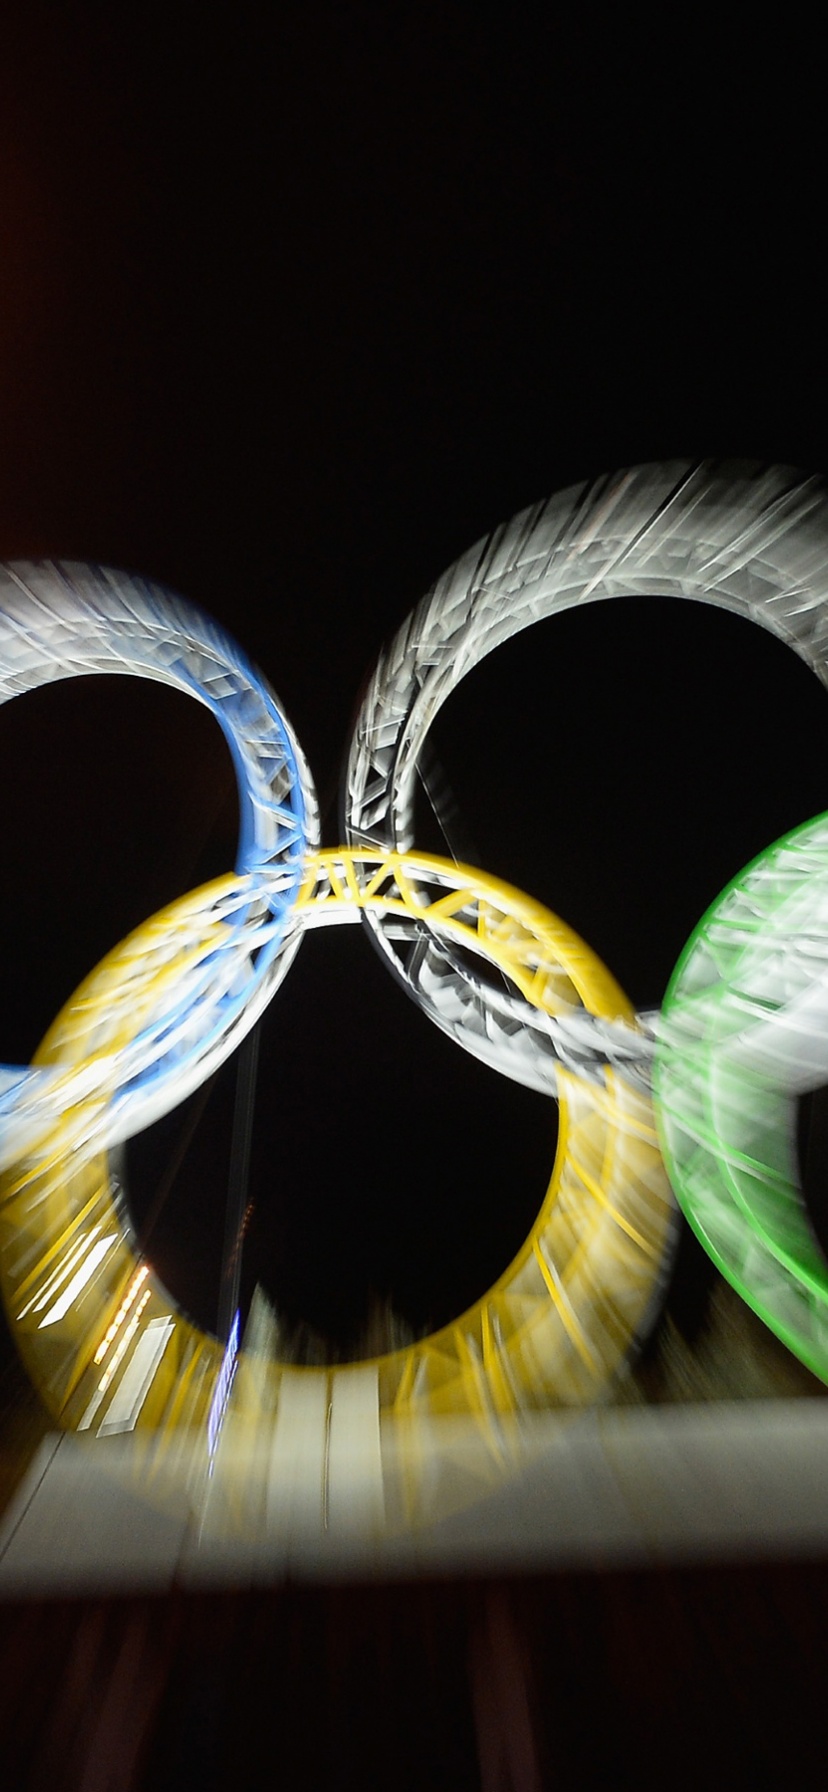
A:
[95,1288,152,1394]
[18,1225,103,1319]
[207,1309,241,1463]
[93,1264,150,1365]
[37,1234,117,1328]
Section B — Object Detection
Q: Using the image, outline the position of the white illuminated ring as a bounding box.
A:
[345,461,828,1093]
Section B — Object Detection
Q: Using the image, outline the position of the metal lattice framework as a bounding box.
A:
[345,461,828,1093]
[0,561,317,1163]
[0,850,673,1528]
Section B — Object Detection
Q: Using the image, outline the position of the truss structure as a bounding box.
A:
[0,561,316,1159]
[345,461,828,1091]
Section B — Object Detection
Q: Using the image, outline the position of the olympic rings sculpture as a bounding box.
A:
[2,459,828,1536]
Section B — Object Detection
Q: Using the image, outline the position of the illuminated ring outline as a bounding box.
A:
[0,561,317,1164]
[653,811,828,1382]
[345,461,828,1094]
[0,850,674,1518]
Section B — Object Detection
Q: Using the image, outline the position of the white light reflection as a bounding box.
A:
[37,1234,117,1328]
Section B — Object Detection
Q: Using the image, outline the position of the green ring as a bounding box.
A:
[652,811,828,1381]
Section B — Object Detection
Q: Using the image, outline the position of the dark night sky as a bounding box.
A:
[1,13,827,1361]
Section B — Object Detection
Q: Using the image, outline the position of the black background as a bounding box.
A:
[1,11,827,1362]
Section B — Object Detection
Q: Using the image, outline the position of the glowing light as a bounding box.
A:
[93,1264,150,1364]
[653,811,828,1382]
[78,1289,155,1431]
[96,1289,153,1394]
[207,1309,241,1461]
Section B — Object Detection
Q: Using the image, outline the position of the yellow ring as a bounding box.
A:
[0,850,674,1527]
